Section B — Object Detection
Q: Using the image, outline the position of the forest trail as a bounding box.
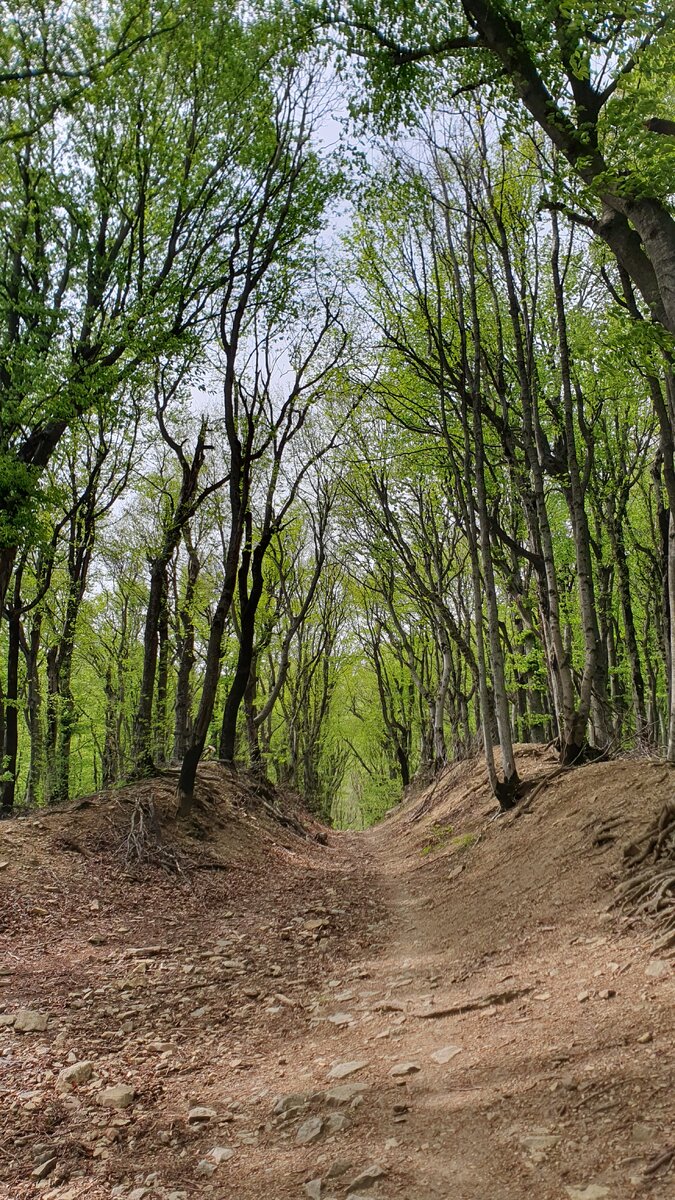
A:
[1,752,674,1200]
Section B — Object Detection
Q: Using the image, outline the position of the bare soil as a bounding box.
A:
[0,749,673,1200]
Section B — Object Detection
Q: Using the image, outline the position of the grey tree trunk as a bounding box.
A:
[667,512,675,762]
[551,212,608,759]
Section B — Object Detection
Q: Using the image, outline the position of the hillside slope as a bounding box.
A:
[0,750,673,1199]
[385,743,674,960]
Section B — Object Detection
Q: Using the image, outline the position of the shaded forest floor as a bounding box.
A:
[0,749,673,1200]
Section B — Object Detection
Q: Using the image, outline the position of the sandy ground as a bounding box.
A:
[0,751,673,1200]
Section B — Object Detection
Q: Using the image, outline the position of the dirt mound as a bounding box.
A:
[387,745,674,957]
[0,767,373,1200]
[0,762,325,885]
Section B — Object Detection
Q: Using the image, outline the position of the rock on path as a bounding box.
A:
[327,1060,369,1080]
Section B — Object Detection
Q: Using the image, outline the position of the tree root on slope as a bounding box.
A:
[118,797,185,874]
[614,801,675,951]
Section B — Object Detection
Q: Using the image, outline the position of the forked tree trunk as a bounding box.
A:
[176,545,241,815]
[177,418,246,815]
[134,421,208,774]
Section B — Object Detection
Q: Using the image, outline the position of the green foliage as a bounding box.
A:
[420,824,477,855]
[1,0,673,820]
[0,456,40,549]
[420,822,454,855]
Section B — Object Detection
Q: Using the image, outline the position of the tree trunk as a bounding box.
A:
[432,637,451,768]
[470,356,519,796]
[133,559,166,774]
[155,576,170,764]
[177,538,242,815]
[52,665,75,805]
[172,540,199,761]
[667,511,675,761]
[0,604,21,811]
[102,664,119,787]
[395,743,410,788]
[495,214,578,757]
[420,697,434,771]
[523,628,548,743]
[243,654,263,771]
[219,534,272,764]
[23,614,44,805]
[462,0,675,334]
[609,521,647,741]
[135,420,209,774]
[45,644,58,794]
[51,587,80,806]
[551,212,608,760]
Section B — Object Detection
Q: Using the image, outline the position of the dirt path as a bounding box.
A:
[1,762,674,1200]
[267,819,673,1200]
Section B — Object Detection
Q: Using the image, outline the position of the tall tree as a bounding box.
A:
[176,69,347,815]
[329,1,675,331]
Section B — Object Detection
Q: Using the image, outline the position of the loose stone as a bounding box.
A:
[15,1009,48,1033]
[327,1061,369,1081]
[347,1164,387,1190]
[56,1061,93,1091]
[188,1105,218,1122]
[274,1093,309,1115]
[325,1083,367,1105]
[325,1113,349,1134]
[210,1146,235,1163]
[296,1116,324,1146]
[98,1085,135,1109]
[430,1046,462,1065]
[390,1062,420,1076]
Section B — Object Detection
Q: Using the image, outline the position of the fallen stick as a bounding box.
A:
[412,986,533,1018]
[642,1145,675,1177]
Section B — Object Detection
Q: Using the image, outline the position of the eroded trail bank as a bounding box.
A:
[0,751,673,1199]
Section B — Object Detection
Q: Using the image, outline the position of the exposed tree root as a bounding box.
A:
[407,775,445,823]
[615,801,675,949]
[118,797,184,874]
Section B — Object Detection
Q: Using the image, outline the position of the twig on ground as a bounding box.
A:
[642,1144,675,1176]
[412,986,533,1018]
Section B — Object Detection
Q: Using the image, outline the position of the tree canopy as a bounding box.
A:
[1,0,675,823]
